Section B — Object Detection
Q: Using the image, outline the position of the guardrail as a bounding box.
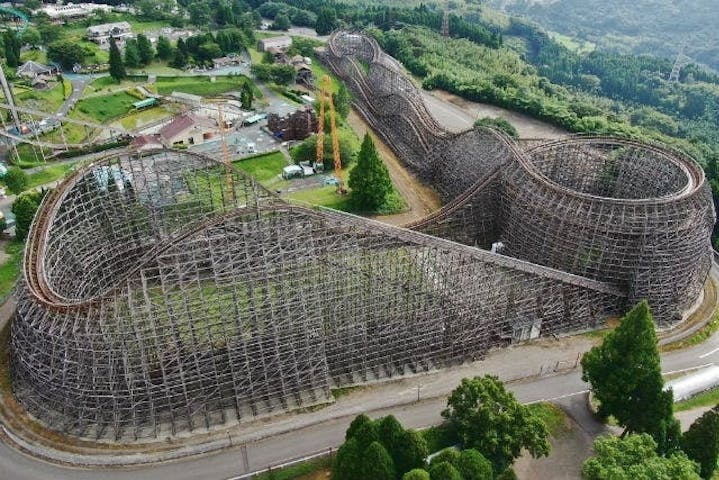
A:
[225,447,335,480]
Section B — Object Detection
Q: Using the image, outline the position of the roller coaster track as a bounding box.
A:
[0,6,29,36]
[322,30,715,325]
[6,31,714,441]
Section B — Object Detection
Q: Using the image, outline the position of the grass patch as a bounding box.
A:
[548,31,596,54]
[27,162,76,189]
[116,106,174,130]
[16,82,65,112]
[247,46,264,65]
[251,455,333,480]
[128,60,182,75]
[421,423,459,453]
[527,402,569,437]
[154,75,261,98]
[662,311,719,352]
[87,75,147,94]
[675,387,719,412]
[19,48,48,64]
[286,183,405,215]
[72,91,137,123]
[232,151,287,183]
[0,241,24,301]
[374,188,407,215]
[330,385,363,399]
[286,185,352,211]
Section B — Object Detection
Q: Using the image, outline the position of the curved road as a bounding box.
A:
[0,309,717,479]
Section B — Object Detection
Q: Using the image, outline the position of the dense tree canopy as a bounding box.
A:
[348,134,392,212]
[441,375,550,473]
[333,414,429,480]
[681,406,719,479]
[108,37,125,81]
[136,34,154,66]
[12,189,48,240]
[3,167,28,195]
[581,301,680,453]
[583,434,700,480]
[156,36,173,61]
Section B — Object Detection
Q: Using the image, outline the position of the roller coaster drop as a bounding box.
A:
[9,32,715,441]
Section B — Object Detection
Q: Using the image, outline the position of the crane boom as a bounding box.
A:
[316,75,344,192]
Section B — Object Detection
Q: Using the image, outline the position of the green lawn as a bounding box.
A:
[286,185,352,211]
[116,106,175,131]
[527,402,570,436]
[154,75,261,98]
[675,387,719,412]
[247,46,264,65]
[128,60,182,75]
[0,241,23,302]
[232,151,287,183]
[87,75,148,94]
[251,455,333,480]
[27,162,76,189]
[72,92,137,123]
[19,49,48,64]
[16,82,66,112]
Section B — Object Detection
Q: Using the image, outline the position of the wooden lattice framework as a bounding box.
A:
[321,30,715,323]
[9,32,714,442]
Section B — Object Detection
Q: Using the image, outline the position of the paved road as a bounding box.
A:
[0,324,718,480]
[57,77,90,118]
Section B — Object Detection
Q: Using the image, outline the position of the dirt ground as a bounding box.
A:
[346,111,442,226]
[0,239,10,266]
[515,396,609,480]
[423,89,568,139]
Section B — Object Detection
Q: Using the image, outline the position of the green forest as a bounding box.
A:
[490,0,719,73]
[248,0,719,243]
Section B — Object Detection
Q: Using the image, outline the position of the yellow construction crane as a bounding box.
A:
[217,102,236,203]
[316,75,345,193]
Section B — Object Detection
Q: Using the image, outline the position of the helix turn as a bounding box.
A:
[8,33,715,441]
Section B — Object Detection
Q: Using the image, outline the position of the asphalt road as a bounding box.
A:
[0,326,718,480]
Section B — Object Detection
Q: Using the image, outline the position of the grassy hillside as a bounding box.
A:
[490,0,719,72]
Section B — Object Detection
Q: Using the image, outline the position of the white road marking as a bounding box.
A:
[699,347,719,359]
[663,363,715,374]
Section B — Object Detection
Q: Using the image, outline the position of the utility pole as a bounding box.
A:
[669,42,691,83]
[441,10,450,37]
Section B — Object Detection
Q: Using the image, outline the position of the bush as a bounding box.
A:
[428,461,462,480]
[3,166,28,194]
[12,189,49,240]
[403,469,431,480]
[474,116,519,139]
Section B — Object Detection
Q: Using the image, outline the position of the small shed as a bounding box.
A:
[244,113,267,125]
[133,98,158,110]
[282,165,303,179]
[258,36,292,52]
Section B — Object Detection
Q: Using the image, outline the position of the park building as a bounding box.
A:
[86,21,133,46]
[257,35,292,52]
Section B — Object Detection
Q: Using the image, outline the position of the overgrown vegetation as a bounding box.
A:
[675,388,719,413]
[0,241,24,301]
[232,151,286,183]
[154,75,258,97]
[72,92,138,123]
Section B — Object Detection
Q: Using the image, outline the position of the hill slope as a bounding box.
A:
[489,0,719,71]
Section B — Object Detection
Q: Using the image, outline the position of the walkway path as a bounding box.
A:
[57,76,89,118]
[0,256,716,479]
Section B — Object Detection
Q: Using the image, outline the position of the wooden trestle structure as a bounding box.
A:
[9,32,715,441]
